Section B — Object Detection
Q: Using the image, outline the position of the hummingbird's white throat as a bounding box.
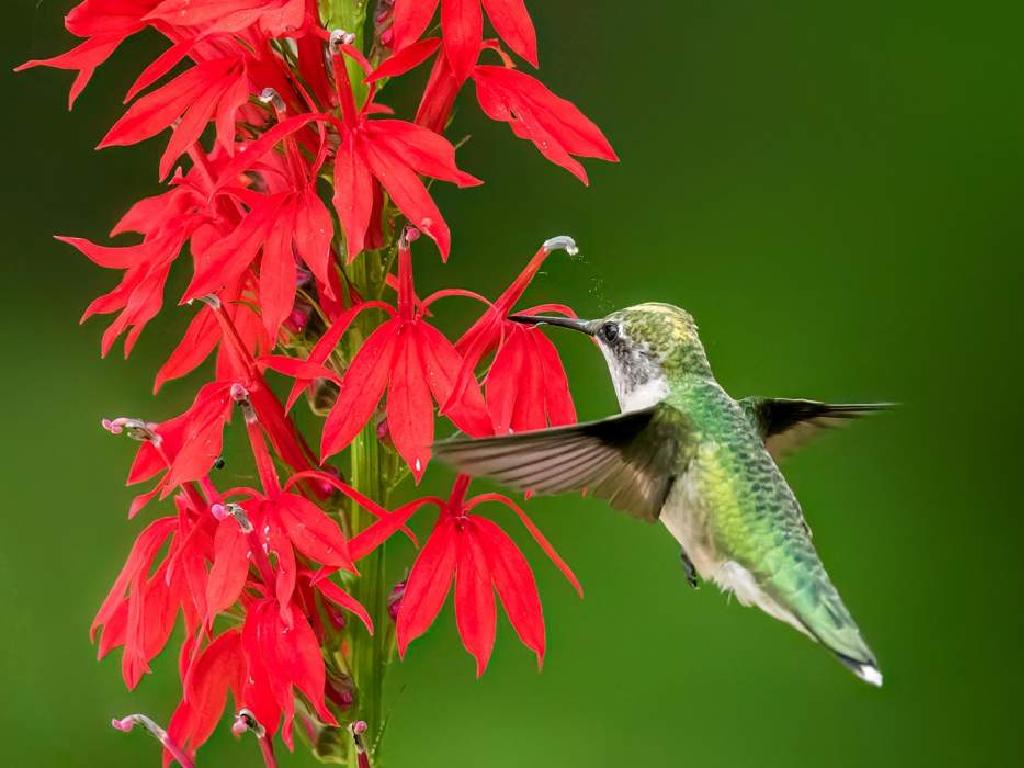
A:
[597,336,669,412]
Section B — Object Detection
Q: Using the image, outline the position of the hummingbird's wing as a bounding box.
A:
[738,398,893,461]
[434,404,692,522]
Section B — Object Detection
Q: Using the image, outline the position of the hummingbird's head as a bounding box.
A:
[510,302,711,412]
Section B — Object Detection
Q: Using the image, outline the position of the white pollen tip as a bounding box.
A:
[542,235,578,255]
[857,664,884,687]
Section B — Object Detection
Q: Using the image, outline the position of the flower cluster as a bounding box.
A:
[21,0,615,765]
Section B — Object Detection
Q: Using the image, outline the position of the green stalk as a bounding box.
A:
[320,0,370,106]
[343,246,391,765]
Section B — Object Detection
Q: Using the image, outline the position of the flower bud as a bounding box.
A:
[387,578,407,621]
[375,415,393,449]
[326,670,356,711]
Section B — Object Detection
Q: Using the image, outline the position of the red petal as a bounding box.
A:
[531,329,577,426]
[258,201,298,339]
[313,571,374,633]
[441,0,483,82]
[386,326,435,480]
[161,383,234,492]
[332,138,374,262]
[92,517,177,642]
[485,329,525,434]
[274,493,354,571]
[100,58,234,149]
[473,517,545,666]
[364,119,481,187]
[396,517,457,656]
[511,330,546,432]
[392,0,440,49]
[455,521,496,676]
[206,520,250,624]
[124,39,192,103]
[146,0,305,35]
[169,630,243,753]
[361,140,452,259]
[367,37,441,82]
[466,493,582,597]
[293,186,334,291]
[154,306,219,393]
[415,47,460,132]
[321,320,400,459]
[265,522,297,612]
[183,195,283,302]
[481,0,538,66]
[416,322,492,437]
[349,497,439,560]
[16,35,123,108]
[259,355,341,385]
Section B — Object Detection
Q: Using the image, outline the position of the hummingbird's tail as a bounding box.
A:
[833,652,884,687]
[795,591,883,687]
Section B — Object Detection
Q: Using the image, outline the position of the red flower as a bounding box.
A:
[473,64,618,184]
[448,237,578,433]
[58,145,236,357]
[168,629,244,756]
[393,0,538,81]
[416,43,618,183]
[144,0,306,36]
[155,273,270,393]
[15,0,158,107]
[329,42,481,261]
[100,51,251,179]
[320,234,491,479]
[396,476,581,674]
[181,118,336,338]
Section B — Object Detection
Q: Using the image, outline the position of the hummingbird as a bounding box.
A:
[435,303,890,686]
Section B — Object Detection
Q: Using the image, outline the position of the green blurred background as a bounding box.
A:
[4,0,1023,765]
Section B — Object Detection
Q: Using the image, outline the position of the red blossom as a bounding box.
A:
[329,44,481,260]
[415,43,618,182]
[100,51,251,179]
[472,64,618,184]
[145,0,306,36]
[392,0,538,81]
[396,475,581,674]
[448,237,578,433]
[320,235,491,479]
[15,0,158,107]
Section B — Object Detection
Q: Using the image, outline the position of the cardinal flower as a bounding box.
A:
[396,475,581,674]
[144,0,306,36]
[15,0,159,107]
[392,0,538,81]
[447,236,578,434]
[59,145,239,357]
[93,492,215,690]
[473,64,618,184]
[181,101,336,339]
[100,50,251,179]
[329,41,481,260]
[320,232,491,479]
[414,42,618,183]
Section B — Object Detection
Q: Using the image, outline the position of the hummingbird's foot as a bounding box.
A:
[680,551,699,589]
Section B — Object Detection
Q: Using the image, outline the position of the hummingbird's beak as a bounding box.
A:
[508,314,595,335]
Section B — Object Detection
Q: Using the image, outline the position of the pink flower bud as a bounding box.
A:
[387,579,407,621]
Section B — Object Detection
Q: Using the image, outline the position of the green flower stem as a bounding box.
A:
[320,0,370,107]
[343,245,392,765]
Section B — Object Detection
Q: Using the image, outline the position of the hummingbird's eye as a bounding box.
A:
[599,323,619,343]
